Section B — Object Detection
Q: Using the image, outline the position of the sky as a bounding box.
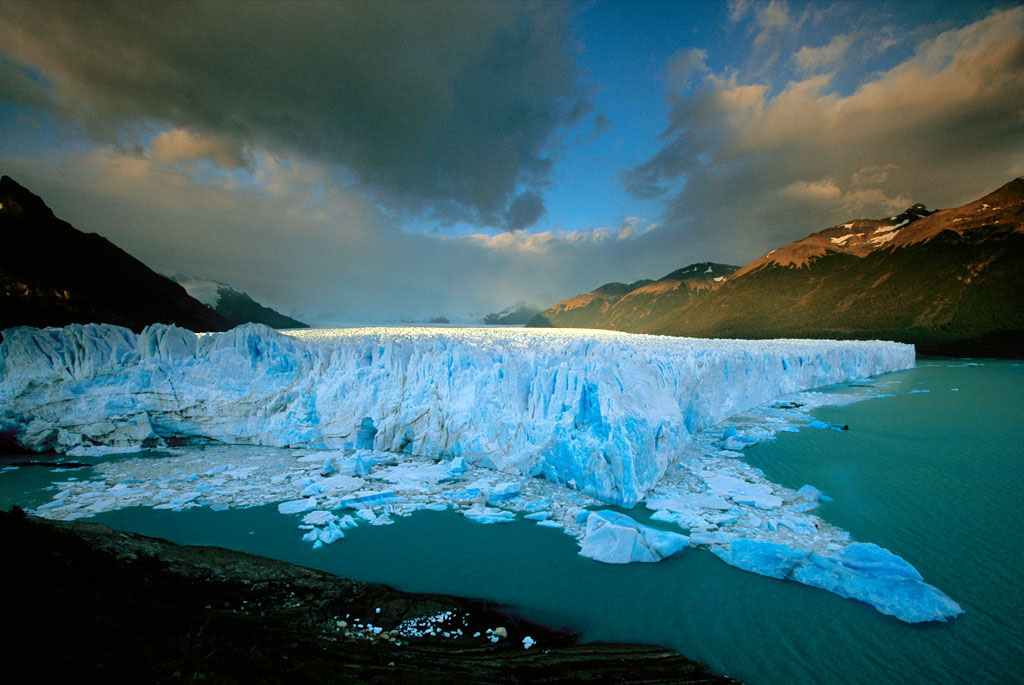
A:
[1,0,1022,324]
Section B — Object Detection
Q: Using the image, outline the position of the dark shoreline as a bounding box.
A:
[0,510,731,683]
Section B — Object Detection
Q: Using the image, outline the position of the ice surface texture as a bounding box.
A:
[0,323,913,506]
[719,540,962,623]
[579,510,689,563]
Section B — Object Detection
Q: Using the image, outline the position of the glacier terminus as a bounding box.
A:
[0,323,962,623]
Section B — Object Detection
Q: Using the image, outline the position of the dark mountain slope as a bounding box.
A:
[529,263,737,332]
[1,175,232,334]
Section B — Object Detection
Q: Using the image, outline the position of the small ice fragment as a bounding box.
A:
[303,510,337,526]
[278,498,318,515]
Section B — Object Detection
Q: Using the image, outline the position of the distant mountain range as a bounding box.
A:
[0,175,304,334]
[171,275,307,330]
[530,177,1024,357]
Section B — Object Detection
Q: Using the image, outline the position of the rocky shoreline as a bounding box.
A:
[0,509,730,683]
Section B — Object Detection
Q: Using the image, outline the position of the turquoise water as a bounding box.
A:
[2,360,1022,683]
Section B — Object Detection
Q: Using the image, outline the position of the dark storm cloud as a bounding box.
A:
[0,150,665,324]
[0,0,588,225]
[504,191,546,231]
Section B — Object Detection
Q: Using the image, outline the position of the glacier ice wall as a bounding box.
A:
[0,323,914,506]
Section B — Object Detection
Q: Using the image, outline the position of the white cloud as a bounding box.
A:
[149,129,251,171]
[851,164,898,187]
[461,217,659,255]
[783,178,911,215]
[795,34,852,73]
[627,6,1024,259]
[781,178,842,202]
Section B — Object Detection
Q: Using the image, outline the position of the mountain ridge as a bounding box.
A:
[1,175,233,335]
[530,177,1024,357]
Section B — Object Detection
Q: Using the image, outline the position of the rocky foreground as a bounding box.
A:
[0,510,729,683]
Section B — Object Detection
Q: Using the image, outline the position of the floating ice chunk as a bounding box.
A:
[579,510,688,564]
[522,497,552,512]
[462,504,515,524]
[718,539,811,578]
[795,484,830,502]
[318,521,345,544]
[522,636,535,649]
[733,492,782,510]
[487,482,520,502]
[318,474,363,493]
[808,420,848,431]
[649,509,689,527]
[646,493,732,512]
[337,490,403,508]
[331,458,365,476]
[303,510,337,526]
[717,539,962,622]
[524,511,551,521]
[301,482,326,497]
[443,487,484,503]
[793,544,962,622]
[703,474,782,510]
[278,498,318,515]
[779,515,817,538]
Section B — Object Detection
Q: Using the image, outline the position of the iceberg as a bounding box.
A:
[579,510,689,563]
[717,540,962,623]
[0,323,913,507]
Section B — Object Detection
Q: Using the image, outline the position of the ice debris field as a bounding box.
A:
[0,323,962,623]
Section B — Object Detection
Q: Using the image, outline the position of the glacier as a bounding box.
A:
[0,322,912,506]
[0,322,964,623]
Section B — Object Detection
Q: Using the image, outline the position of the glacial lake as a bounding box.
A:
[2,359,1022,684]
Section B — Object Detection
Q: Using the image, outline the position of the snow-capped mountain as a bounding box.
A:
[531,177,1024,357]
[171,275,307,330]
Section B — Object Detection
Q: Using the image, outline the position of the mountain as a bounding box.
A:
[0,175,232,334]
[530,263,737,332]
[530,178,1024,357]
[483,301,542,325]
[172,275,307,329]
